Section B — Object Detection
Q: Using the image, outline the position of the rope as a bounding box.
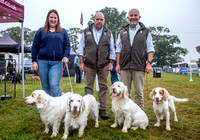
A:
[65,63,73,93]
[58,62,73,96]
[58,63,65,96]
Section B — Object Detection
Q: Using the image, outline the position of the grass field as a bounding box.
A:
[0,72,200,140]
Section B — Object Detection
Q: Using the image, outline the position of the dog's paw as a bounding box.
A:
[131,127,138,130]
[43,128,49,134]
[166,126,171,131]
[154,122,160,127]
[62,134,68,140]
[50,131,58,138]
[141,126,147,130]
[174,118,178,122]
[79,133,83,137]
[50,133,57,138]
[95,122,99,128]
[122,128,127,133]
[111,123,117,128]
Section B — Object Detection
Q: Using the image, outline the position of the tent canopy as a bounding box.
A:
[0,0,26,98]
[0,0,24,23]
[0,33,30,53]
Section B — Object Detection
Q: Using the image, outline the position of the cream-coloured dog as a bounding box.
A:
[110,81,148,133]
[25,90,73,138]
[62,94,99,139]
[150,87,188,131]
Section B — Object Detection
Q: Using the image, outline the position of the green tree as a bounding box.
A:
[149,26,188,66]
[0,26,35,48]
[0,26,21,44]
[196,45,200,54]
[196,46,200,67]
[0,26,36,58]
[88,7,128,42]
[67,28,82,52]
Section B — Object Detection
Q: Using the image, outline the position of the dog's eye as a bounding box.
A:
[159,92,163,95]
[78,100,81,102]
[71,100,73,102]
[118,85,120,87]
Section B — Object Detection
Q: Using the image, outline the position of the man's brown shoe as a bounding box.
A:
[99,109,108,120]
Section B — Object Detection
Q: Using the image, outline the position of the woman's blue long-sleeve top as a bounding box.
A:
[31,28,71,62]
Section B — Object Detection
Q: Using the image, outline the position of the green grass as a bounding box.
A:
[0,72,200,140]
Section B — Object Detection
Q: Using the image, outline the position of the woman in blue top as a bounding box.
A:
[31,9,71,97]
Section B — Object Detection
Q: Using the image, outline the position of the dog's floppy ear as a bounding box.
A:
[67,97,71,112]
[36,94,46,109]
[81,99,85,112]
[162,88,169,101]
[109,85,113,96]
[122,86,129,99]
[150,88,156,99]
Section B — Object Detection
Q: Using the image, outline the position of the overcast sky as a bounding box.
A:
[1,0,200,63]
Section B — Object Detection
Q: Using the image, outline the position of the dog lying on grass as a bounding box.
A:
[62,94,99,139]
[25,90,73,138]
[150,87,188,131]
[29,75,40,80]
[110,81,149,133]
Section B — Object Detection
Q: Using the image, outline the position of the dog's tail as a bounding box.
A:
[171,96,188,102]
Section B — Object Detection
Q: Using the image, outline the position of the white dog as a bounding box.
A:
[62,94,99,139]
[150,87,188,131]
[25,90,73,138]
[110,81,148,133]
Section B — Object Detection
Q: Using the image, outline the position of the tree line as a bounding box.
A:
[1,7,194,67]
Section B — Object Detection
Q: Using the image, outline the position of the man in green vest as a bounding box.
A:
[116,8,155,110]
[78,12,115,119]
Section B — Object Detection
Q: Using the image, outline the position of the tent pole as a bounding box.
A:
[21,22,25,98]
[18,45,20,72]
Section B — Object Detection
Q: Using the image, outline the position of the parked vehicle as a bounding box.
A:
[188,62,198,72]
[24,60,33,74]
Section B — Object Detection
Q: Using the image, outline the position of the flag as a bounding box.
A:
[80,12,83,26]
